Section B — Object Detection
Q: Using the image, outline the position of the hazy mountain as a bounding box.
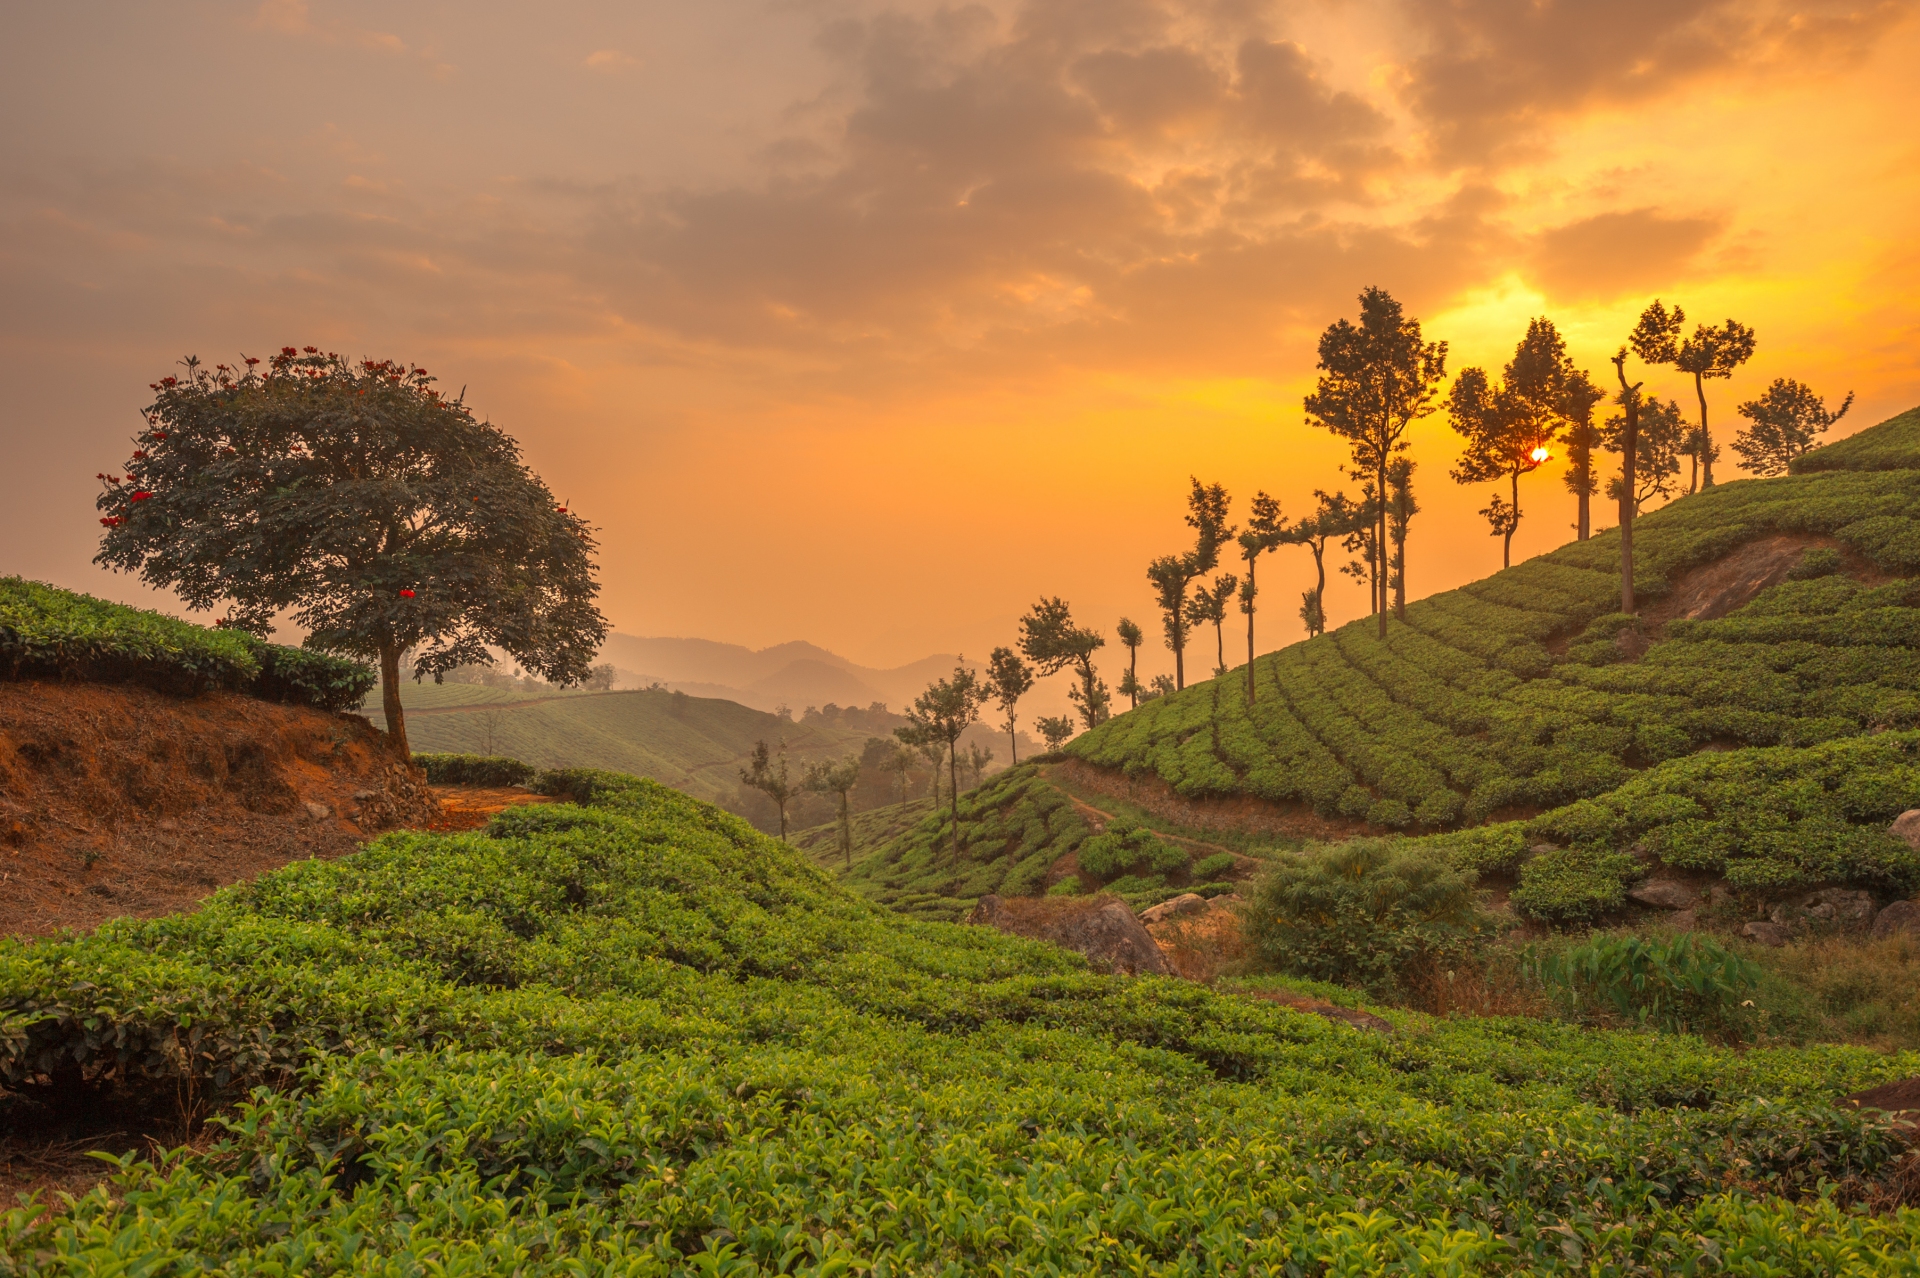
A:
[600,633,964,712]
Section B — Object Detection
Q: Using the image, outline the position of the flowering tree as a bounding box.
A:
[94,347,607,757]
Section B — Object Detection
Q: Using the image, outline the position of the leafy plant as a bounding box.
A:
[415,753,538,786]
[1531,932,1762,1038]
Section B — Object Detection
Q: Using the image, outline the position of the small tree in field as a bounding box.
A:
[1185,575,1238,678]
[1384,458,1418,618]
[1036,715,1076,753]
[1630,300,1757,491]
[94,347,607,757]
[1734,379,1854,475]
[1115,617,1145,708]
[1018,597,1108,729]
[1236,492,1287,702]
[802,754,863,866]
[984,646,1035,764]
[899,667,988,863]
[740,739,798,840]
[1284,489,1366,638]
[1145,479,1232,689]
[1603,397,1686,514]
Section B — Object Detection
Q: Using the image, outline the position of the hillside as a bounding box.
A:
[8,768,1920,1270]
[599,633,967,712]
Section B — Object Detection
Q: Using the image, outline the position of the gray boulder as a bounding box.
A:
[1873,900,1920,940]
[303,800,331,822]
[968,894,1171,976]
[1894,810,1920,852]
[1628,879,1698,910]
[1742,921,1793,947]
[1805,888,1876,931]
[1139,893,1208,925]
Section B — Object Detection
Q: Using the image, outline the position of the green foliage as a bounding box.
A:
[1510,846,1639,924]
[1793,402,1920,474]
[1532,933,1763,1038]
[415,753,538,786]
[5,767,1920,1271]
[1,575,372,709]
[1077,818,1190,881]
[1191,851,1237,879]
[1242,840,1490,996]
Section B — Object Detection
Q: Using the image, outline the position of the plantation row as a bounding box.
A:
[7,772,1920,1272]
[0,575,373,711]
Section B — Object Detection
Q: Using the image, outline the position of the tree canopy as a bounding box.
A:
[984,646,1035,763]
[1630,300,1757,490]
[1018,597,1108,728]
[898,667,988,862]
[94,347,607,757]
[1734,378,1854,476]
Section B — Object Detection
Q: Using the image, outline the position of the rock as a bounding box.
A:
[352,789,376,801]
[1210,894,1243,909]
[1139,893,1208,925]
[1667,910,1698,932]
[1627,841,1656,865]
[1873,900,1920,940]
[1742,920,1793,947]
[968,894,1171,976]
[303,801,331,821]
[1628,879,1698,910]
[1804,887,1876,931]
[1894,810,1920,851]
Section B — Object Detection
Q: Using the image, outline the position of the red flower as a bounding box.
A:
[99,516,120,527]
[160,376,177,387]
[244,356,260,366]
[132,449,149,460]
[129,490,153,501]
[555,506,567,513]
[399,589,416,598]
[303,346,318,354]
[281,346,297,356]
[150,431,169,440]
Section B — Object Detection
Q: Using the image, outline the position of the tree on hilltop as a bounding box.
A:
[1035,715,1076,753]
[1304,287,1447,637]
[1234,492,1288,702]
[1285,489,1367,638]
[741,739,798,841]
[1609,349,1646,613]
[984,646,1035,764]
[1115,617,1145,709]
[1603,396,1686,514]
[1384,459,1418,619]
[1630,300,1757,491]
[802,754,863,866]
[93,348,608,758]
[1019,597,1109,729]
[1447,318,1589,569]
[899,667,987,863]
[1559,368,1606,541]
[1146,478,1233,690]
[1734,379,1854,475]
[1185,574,1238,679]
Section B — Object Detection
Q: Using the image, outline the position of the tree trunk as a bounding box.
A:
[1577,486,1590,541]
[1213,621,1225,676]
[839,791,852,867]
[1007,713,1018,766]
[379,642,410,758]
[1245,559,1257,704]
[1695,370,1714,488]
[1173,632,1185,691]
[1375,460,1388,639]
[1128,646,1138,708]
[1503,470,1519,569]
[1614,368,1640,615]
[778,801,788,842]
[947,739,962,864]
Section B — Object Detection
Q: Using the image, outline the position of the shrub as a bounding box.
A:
[1511,846,1638,924]
[1191,851,1237,879]
[1075,819,1189,882]
[1531,932,1762,1039]
[1044,874,1082,896]
[1242,840,1490,996]
[415,753,538,786]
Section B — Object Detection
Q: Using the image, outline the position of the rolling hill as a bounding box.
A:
[599,633,966,712]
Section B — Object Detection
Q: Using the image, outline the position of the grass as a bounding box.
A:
[8,767,1920,1271]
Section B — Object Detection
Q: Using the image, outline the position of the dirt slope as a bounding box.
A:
[0,681,436,937]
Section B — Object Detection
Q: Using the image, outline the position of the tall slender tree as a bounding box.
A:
[899,667,987,863]
[1629,300,1757,491]
[1447,318,1585,569]
[1734,379,1853,475]
[1235,491,1287,702]
[1384,459,1418,619]
[801,754,862,866]
[1609,349,1645,614]
[1285,490,1366,638]
[1185,574,1238,678]
[1145,478,1233,690]
[1115,617,1145,708]
[740,739,798,840]
[1017,597,1109,729]
[1303,287,1447,638]
[1559,368,1606,540]
[984,646,1035,764]
[1603,397,1686,513]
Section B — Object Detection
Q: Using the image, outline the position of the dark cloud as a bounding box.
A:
[1528,207,1722,302]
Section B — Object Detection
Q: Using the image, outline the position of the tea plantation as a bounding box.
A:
[1071,406,1920,923]
[7,769,1920,1273]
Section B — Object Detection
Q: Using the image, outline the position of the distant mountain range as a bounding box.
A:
[599,635,966,714]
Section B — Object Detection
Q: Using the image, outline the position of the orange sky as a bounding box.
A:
[4,0,1918,705]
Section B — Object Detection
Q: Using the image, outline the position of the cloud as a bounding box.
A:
[584,49,641,73]
[1527,207,1722,302]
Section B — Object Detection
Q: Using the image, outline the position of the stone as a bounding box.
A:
[1893,810,1920,852]
[1873,900,1920,940]
[1139,893,1208,925]
[352,789,376,801]
[1627,841,1656,865]
[968,894,1171,976]
[1627,879,1698,910]
[1742,921,1793,947]
[304,801,331,821]
[1803,888,1876,931]
[1667,910,1698,932]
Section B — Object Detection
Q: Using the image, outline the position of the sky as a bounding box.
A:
[4,0,1918,699]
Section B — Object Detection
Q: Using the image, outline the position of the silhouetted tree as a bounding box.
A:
[1630,300,1757,491]
[802,754,862,866]
[883,740,915,806]
[984,646,1035,764]
[1603,396,1686,514]
[1035,714,1075,753]
[583,663,617,691]
[1447,318,1587,569]
[1145,478,1233,689]
[93,348,608,758]
[1018,597,1109,729]
[1285,490,1366,638]
[899,667,987,862]
[1185,575,1238,678]
[1385,459,1418,619]
[1734,379,1854,475]
[740,739,797,840]
[1559,369,1606,540]
[1304,287,1447,637]
[1609,349,1646,613]
[965,742,994,789]
[1235,492,1287,702]
[1115,617,1145,708]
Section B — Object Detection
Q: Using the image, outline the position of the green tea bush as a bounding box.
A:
[1242,840,1490,995]
[415,752,539,786]
[1,575,372,710]
[5,768,1920,1272]
[1793,403,1920,473]
[1532,932,1763,1038]
[1510,846,1639,924]
[1076,817,1190,881]
[1191,851,1237,879]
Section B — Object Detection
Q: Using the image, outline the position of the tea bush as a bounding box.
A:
[414,752,539,786]
[6,769,1920,1273]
